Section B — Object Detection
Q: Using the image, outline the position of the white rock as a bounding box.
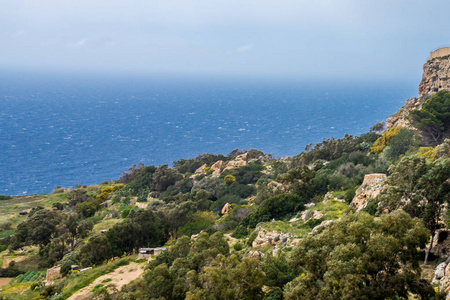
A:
[435,262,447,280]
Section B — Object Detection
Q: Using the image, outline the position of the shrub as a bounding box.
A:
[344,186,358,204]
[370,126,403,154]
[241,194,306,228]
[224,174,236,185]
[247,230,258,247]
[384,128,416,160]
[231,225,249,238]
[233,242,244,251]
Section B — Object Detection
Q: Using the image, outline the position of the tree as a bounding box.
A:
[186,254,265,300]
[284,211,433,300]
[241,194,306,228]
[152,165,183,192]
[26,209,60,248]
[379,156,450,264]
[409,90,450,145]
[276,165,315,199]
[384,128,416,160]
[261,252,297,288]
[420,158,450,264]
[79,234,112,267]
[378,156,428,218]
[107,208,163,256]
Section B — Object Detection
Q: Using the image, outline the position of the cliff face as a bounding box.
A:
[386,52,450,129]
[419,56,450,96]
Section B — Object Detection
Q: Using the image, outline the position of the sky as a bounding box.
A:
[1,0,450,81]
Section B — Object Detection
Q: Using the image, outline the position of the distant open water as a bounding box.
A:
[0,72,417,195]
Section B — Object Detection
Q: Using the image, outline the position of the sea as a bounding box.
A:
[0,71,417,196]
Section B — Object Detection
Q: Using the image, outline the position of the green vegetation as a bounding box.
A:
[284,211,432,299]
[409,90,450,145]
[2,91,450,299]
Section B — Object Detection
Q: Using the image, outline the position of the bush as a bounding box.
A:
[242,194,306,228]
[231,225,249,238]
[0,195,12,200]
[60,254,80,276]
[384,128,416,160]
[233,242,244,251]
[211,193,241,213]
[224,174,236,185]
[247,230,258,247]
[370,126,402,154]
[344,186,358,204]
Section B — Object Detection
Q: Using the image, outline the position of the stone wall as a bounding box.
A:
[430,47,450,60]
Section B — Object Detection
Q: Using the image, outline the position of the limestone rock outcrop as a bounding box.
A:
[300,209,323,222]
[430,260,450,297]
[350,173,387,213]
[310,220,334,235]
[386,97,422,129]
[194,164,207,176]
[224,153,249,170]
[221,202,232,215]
[386,51,450,129]
[419,55,450,96]
[210,160,224,176]
[252,230,291,248]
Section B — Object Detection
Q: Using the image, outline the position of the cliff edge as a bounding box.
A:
[386,47,450,129]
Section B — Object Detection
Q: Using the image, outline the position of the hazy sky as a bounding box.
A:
[1,1,450,81]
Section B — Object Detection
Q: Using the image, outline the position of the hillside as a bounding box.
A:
[0,51,450,299]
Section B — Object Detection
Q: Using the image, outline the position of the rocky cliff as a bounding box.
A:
[386,51,450,129]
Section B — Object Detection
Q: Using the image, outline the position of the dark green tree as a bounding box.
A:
[409,90,450,145]
[284,211,433,300]
[79,234,112,267]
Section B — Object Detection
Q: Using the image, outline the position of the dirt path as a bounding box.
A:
[67,262,145,300]
[0,278,12,287]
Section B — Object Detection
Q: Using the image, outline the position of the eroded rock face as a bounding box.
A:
[194,164,208,176]
[386,54,450,129]
[419,56,450,96]
[210,160,224,176]
[350,173,387,213]
[386,97,422,130]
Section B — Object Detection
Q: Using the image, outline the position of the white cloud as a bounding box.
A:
[70,38,88,48]
[236,44,253,53]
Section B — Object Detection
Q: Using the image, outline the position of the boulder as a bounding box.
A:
[310,220,333,235]
[252,230,291,247]
[433,262,447,284]
[300,210,323,222]
[221,203,232,215]
[245,250,263,259]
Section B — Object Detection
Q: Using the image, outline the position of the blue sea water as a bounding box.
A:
[0,72,417,196]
